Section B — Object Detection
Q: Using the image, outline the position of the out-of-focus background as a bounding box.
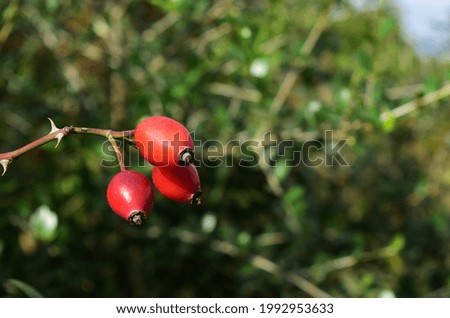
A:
[0,0,449,297]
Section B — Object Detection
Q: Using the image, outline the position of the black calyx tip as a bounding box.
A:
[189,190,203,206]
[129,210,147,226]
[178,148,194,166]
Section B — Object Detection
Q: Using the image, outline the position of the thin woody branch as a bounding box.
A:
[380,82,450,122]
[0,118,135,175]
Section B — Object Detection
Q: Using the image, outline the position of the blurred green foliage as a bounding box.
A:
[0,0,449,297]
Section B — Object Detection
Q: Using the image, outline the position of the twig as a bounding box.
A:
[257,6,334,210]
[269,5,332,116]
[301,5,333,56]
[270,70,298,115]
[309,237,405,282]
[159,227,331,298]
[210,237,331,297]
[142,12,181,43]
[0,119,134,175]
[385,83,424,100]
[106,131,126,171]
[380,82,450,122]
[192,23,232,56]
[209,82,262,103]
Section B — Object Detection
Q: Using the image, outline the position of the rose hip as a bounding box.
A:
[152,164,202,205]
[107,170,154,225]
[134,116,194,167]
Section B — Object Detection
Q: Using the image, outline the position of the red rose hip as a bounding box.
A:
[152,164,202,205]
[134,116,194,167]
[107,170,154,225]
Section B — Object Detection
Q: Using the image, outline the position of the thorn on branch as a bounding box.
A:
[47,118,65,148]
[1,159,10,176]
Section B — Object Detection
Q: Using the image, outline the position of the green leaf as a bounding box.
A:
[424,76,440,92]
[5,279,44,298]
[237,231,251,248]
[356,50,372,73]
[148,0,187,12]
[45,0,59,13]
[378,19,395,39]
[381,111,396,133]
[274,163,290,182]
[283,185,306,218]
[388,235,406,254]
[284,185,304,204]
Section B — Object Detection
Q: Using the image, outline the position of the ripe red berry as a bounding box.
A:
[152,164,202,205]
[134,116,194,167]
[107,170,154,225]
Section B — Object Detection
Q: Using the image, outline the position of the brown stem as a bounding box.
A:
[71,127,135,138]
[0,126,71,162]
[0,122,135,174]
[106,131,126,171]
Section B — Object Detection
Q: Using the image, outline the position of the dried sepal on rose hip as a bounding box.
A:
[107,170,154,225]
[152,164,202,205]
[134,116,194,167]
